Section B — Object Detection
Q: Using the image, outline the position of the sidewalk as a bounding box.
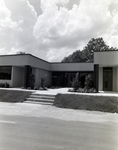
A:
[34,88,118,97]
[0,87,118,97]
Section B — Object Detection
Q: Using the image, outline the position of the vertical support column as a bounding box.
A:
[99,67,103,91]
[24,65,31,88]
[94,64,99,92]
[117,66,118,92]
[11,66,14,87]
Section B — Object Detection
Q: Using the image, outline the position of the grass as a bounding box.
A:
[54,94,118,113]
[0,89,32,103]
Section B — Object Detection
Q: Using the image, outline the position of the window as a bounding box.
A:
[0,66,12,80]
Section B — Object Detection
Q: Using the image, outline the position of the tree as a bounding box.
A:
[62,50,86,63]
[17,51,26,54]
[82,37,109,62]
[61,37,118,63]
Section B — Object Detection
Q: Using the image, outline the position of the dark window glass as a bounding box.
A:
[52,71,94,87]
[0,66,12,80]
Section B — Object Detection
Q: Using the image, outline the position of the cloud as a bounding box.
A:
[35,0,118,61]
[46,48,75,62]
[0,0,118,61]
[0,0,38,55]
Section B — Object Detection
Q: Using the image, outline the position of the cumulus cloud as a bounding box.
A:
[0,0,118,61]
[0,0,38,55]
[34,0,118,61]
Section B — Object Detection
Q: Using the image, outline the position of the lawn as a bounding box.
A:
[1,89,118,113]
[0,89,32,102]
[54,94,118,113]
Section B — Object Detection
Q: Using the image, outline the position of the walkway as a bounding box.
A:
[0,87,118,97]
[34,88,118,97]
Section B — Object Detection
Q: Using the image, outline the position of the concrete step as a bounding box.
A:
[30,95,55,100]
[31,93,55,97]
[24,93,55,105]
[24,101,53,105]
[26,98,54,103]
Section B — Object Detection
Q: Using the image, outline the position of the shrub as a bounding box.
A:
[28,74,35,89]
[0,83,3,87]
[71,72,80,91]
[5,83,9,88]
[0,83,9,88]
[71,78,80,91]
[40,77,45,88]
[85,74,93,89]
[39,77,47,90]
[76,87,97,93]
[34,86,38,90]
[69,73,96,93]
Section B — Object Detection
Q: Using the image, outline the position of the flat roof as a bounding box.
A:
[0,54,50,64]
[94,50,118,52]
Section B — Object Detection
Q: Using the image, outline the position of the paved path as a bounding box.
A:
[0,102,118,150]
[1,87,118,97]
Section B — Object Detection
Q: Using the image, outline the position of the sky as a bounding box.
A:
[0,0,118,62]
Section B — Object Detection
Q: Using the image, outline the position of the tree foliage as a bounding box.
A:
[71,72,80,91]
[61,37,118,63]
[84,74,93,89]
[17,51,26,54]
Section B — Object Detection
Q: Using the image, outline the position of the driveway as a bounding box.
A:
[0,102,118,150]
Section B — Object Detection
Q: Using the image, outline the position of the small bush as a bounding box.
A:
[71,78,80,92]
[85,74,93,89]
[5,83,9,88]
[70,73,95,93]
[28,74,35,89]
[34,86,38,90]
[77,87,97,93]
[71,72,80,92]
[38,77,47,90]
[0,83,5,87]
[0,83,10,88]
[40,77,45,88]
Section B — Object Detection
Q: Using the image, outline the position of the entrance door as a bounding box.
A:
[103,67,112,91]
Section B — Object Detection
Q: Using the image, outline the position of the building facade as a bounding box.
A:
[0,51,118,92]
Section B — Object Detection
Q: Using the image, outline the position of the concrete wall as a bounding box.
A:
[50,63,94,71]
[28,55,50,71]
[33,68,52,88]
[94,51,118,92]
[113,67,117,92]
[116,67,118,92]
[1,53,118,90]
[0,55,94,72]
[12,66,24,87]
[0,55,29,66]
[94,51,118,66]
[0,54,50,70]
[99,66,118,92]
[99,67,103,91]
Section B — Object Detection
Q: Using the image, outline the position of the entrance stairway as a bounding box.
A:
[24,93,55,105]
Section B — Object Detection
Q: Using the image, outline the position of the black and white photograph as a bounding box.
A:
[0,0,118,149]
